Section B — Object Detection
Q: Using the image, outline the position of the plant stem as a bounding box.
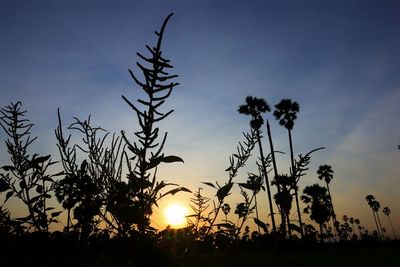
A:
[288,129,303,237]
[256,129,276,233]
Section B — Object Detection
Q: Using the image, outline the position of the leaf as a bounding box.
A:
[0,180,10,192]
[147,157,163,170]
[253,218,268,233]
[147,155,185,170]
[30,195,41,204]
[202,182,216,189]
[19,180,26,190]
[289,223,302,233]
[217,183,233,202]
[215,223,234,229]
[1,165,15,172]
[178,187,192,193]
[238,182,258,191]
[161,155,184,164]
[51,211,62,218]
[36,185,43,194]
[16,215,32,222]
[160,187,192,198]
[43,176,54,183]
[32,155,51,164]
[80,160,88,173]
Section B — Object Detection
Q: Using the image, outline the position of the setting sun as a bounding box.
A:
[164,203,188,228]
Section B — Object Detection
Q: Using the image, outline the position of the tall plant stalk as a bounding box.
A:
[266,120,286,235]
[121,13,189,238]
[238,96,276,233]
[273,99,302,237]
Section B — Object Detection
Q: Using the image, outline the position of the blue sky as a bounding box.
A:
[1,0,399,233]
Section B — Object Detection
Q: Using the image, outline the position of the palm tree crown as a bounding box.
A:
[238,96,270,130]
[317,165,334,184]
[383,207,391,216]
[301,184,331,226]
[365,194,375,205]
[273,99,300,130]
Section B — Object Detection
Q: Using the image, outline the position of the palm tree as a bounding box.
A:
[239,96,277,233]
[354,218,361,238]
[273,99,303,237]
[383,207,397,239]
[317,164,338,239]
[272,174,294,238]
[301,184,331,242]
[372,200,384,238]
[366,195,381,237]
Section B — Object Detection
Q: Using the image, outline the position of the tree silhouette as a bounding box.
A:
[272,174,294,238]
[301,184,331,242]
[239,96,277,233]
[383,207,397,239]
[366,195,382,238]
[317,164,338,239]
[273,98,303,237]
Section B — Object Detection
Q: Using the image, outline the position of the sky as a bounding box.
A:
[0,0,399,235]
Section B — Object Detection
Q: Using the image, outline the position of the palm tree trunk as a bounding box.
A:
[256,129,277,233]
[266,120,286,235]
[371,210,380,237]
[326,183,338,241]
[286,209,292,238]
[387,215,397,239]
[376,212,384,239]
[288,129,303,237]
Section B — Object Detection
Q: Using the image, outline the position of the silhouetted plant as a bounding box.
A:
[222,203,231,224]
[203,130,257,235]
[290,147,324,236]
[366,195,383,238]
[239,96,277,233]
[55,112,120,238]
[238,172,264,232]
[121,13,190,238]
[273,98,303,236]
[186,188,211,239]
[266,120,286,235]
[272,174,294,238]
[317,164,338,239]
[0,102,60,233]
[301,184,331,242]
[383,206,397,239]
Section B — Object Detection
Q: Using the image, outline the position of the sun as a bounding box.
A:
[164,203,188,228]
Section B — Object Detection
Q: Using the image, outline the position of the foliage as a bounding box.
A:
[203,130,258,235]
[120,13,190,237]
[0,102,60,232]
[301,184,332,242]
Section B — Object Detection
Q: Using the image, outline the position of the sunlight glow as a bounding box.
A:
[164,203,187,228]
